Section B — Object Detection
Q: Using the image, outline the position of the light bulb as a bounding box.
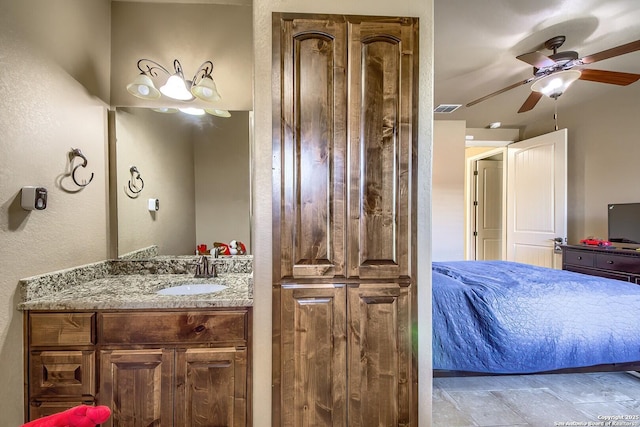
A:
[160,75,194,101]
[179,107,206,116]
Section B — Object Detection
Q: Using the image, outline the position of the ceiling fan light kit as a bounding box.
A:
[465,35,640,114]
[531,69,581,98]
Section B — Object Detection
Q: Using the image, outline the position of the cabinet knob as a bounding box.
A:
[577,256,582,260]
[607,260,614,264]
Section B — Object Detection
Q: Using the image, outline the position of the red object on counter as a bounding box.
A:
[213,242,230,255]
[579,238,612,247]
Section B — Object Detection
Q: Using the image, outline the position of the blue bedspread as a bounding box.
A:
[433,260,640,373]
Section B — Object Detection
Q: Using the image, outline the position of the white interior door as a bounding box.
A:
[475,160,503,260]
[506,129,567,268]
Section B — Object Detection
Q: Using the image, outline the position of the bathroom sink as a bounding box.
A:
[157,283,227,296]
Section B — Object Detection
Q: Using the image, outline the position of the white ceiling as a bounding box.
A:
[434,0,640,132]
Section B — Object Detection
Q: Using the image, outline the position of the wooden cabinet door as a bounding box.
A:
[175,347,247,427]
[274,14,348,280]
[99,349,173,427]
[347,283,412,427]
[347,18,416,280]
[279,284,347,427]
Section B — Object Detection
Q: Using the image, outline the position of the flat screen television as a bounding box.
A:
[608,203,640,245]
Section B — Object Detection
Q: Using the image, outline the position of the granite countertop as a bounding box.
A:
[18,256,253,311]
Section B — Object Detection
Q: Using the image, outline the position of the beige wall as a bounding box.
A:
[252,1,434,425]
[558,88,640,244]
[194,111,251,253]
[0,0,111,423]
[115,108,196,255]
[433,121,466,261]
[522,85,640,245]
[111,1,253,111]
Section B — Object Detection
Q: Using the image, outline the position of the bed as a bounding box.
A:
[433,260,640,375]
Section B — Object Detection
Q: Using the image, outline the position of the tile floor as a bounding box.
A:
[433,371,640,426]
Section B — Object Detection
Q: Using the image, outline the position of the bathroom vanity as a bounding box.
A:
[20,257,253,426]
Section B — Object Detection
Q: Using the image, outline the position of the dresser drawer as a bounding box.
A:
[595,253,640,274]
[99,310,248,345]
[29,313,95,347]
[562,250,595,268]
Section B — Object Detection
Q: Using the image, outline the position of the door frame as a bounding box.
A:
[465,147,507,260]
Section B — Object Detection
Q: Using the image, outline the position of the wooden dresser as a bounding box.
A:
[561,244,640,283]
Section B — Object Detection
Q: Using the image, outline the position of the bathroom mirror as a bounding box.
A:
[113,107,252,257]
[109,1,253,257]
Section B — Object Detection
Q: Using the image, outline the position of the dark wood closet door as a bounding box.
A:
[273,12,418,427]
[274,15,347,280]
[280,284,347,427]
[347,18,416,280]
[347,283,412,427]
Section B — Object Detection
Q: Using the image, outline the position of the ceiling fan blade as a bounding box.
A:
[517,91,543,113]
[466,78,535,108]
[579,69,640,85]
[516,51,556,69]
[580,39,640,64]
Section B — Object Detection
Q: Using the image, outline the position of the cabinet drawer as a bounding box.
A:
[29,313,95,346]
[28,400,95,422]
[29,350,95,398]
[562,250,595,268]
[99,311,248,345]
[595,253,640,274]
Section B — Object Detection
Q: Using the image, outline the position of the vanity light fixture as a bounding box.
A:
[205,108,231,118]
[531,69,581,99]
[152,107,178,114]
[153,106,232,117]
[179,107,206,116]
[126,59,222,104]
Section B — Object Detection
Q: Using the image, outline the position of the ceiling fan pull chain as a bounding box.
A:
[554,99,558,131]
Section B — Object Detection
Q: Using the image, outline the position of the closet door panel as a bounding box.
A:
[347,18,416,279]
[275,16,347,279]
[280,284,347,426]
[347,283,412,426]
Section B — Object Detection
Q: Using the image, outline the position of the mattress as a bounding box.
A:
[432,260,640,374]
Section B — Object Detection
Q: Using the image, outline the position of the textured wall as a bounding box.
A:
[558,88,640,244]
[0,0,111,423]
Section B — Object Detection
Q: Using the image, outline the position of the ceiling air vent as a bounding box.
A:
[434,104,462,113]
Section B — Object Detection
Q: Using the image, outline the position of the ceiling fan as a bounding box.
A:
[466,35,640,113]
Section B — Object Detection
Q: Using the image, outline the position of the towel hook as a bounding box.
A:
[127,166,144,196]
[69,148,94,187]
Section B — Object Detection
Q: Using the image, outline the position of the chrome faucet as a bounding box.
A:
[194,255,217,278]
